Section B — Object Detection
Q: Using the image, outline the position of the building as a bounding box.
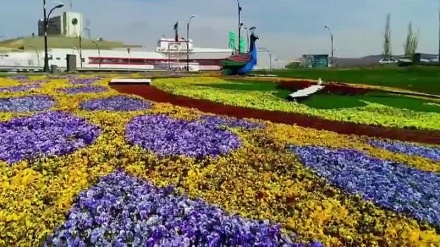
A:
[38,11,83,37]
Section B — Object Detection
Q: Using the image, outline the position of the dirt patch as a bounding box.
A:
[110,84,440,145]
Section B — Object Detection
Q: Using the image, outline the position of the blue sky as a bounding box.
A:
[1,0,439,59]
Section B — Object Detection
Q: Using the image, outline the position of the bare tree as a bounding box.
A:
[404,22,413,56]
[410,28,420,56]
[383,14,392,59]
[404,22,420,58]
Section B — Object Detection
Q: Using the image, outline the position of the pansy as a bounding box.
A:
[45,171,312,246]
[80,95,151,111]
[368,139,440,162]
[69,77,101,85]
[199,115,264,130]
[0,95,55,112]
[291,145,440,227]
[125,114,241,158]
[0,111,101,164]
[59,85,108,94]
[0,85,40,92]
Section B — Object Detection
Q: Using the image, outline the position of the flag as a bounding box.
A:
[174,22,179,42]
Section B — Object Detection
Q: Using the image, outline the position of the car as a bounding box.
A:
[379,58,398,64]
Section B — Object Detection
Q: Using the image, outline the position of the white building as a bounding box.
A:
[38,11,84,37]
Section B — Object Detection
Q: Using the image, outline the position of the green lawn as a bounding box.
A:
[302,92,440,113]
[254,67,440,95]
[196,79,440,113]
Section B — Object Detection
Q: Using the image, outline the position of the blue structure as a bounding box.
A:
[221,28,259,75]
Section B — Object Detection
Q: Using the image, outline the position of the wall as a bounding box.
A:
[63,12,83,37]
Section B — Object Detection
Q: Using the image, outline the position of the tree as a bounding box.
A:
[404,22,419,57]
[383,14,392,59]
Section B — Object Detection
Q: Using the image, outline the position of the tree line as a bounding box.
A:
[383,13,419,59]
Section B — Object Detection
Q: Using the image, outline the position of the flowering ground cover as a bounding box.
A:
[0,75,439,246]
[153,77,440,131]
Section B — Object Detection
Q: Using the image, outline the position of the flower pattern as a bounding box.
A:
[0,95,55,112]
[80,95,151,111]
[125,114,241,157]
[290,145,440,226]
[0,111,101,164]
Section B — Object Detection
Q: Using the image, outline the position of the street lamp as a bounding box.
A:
[243,26,249,52]
[91,40,101,69]
[324,25,334,67]
[29,45,40,67]
[186,15,195,72]
[259,47,273,70]
[79,27,90,68]
[43,1,64,72]
[236,0,242,53]
[72,46,80,62]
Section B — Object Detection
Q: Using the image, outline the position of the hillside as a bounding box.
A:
[0,36,138,50]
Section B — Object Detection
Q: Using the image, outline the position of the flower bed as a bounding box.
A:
[152,77,440,131]
[0,75,439,246]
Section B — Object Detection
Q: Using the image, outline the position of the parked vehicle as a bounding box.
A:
[379,58,398,64]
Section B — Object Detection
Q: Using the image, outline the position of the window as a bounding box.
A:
[56,57,60,60]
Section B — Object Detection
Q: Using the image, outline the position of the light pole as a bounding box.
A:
[72,46,80,63]
[79,27,90,68]
[259,47,273,70]
[91,40,101,68]
[186,15,195,72]
[243,26,250,52]
[324,25,334,67]
[43,1,64,72]
[236,0,242,53]
[438,6,440,65]
[29,45,40,67]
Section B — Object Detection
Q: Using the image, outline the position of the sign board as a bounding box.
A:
[302,54,329,68]
[228,31,236,49]
[239,38,246,52]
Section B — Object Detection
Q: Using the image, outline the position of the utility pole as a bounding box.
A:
[237,0,242,53]
[324,25,334,67]
[186,15,195,72]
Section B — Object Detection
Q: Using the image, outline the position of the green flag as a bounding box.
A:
[239,38,246,52]
[228,31,236,49]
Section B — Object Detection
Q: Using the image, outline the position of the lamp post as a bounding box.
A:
[324,25,334,67]
[72,46,80,64]
[259,47,273,70]
[243,26,249,52]
[79,27,90,68]
[186,15,195,72]
[43,1,64,72]
[91,40,101,69]
[236,0,242,53]
[29,45,40,67]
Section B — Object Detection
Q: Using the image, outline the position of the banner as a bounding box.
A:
[239,38,246,52]
[228,31,236,49]
[174,22,179,42]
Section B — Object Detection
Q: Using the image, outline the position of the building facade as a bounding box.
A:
[38,11,83,37]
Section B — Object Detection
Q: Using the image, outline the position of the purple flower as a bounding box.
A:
[45,171,306,246]
[0,111,101,164]
[125,114,241,158]
[0,95,55,112]
[199,115,264,130]
[69,77,101,85]
[59,85,108,94]
[80,95,151,111]
[369,139,440,162]
[290,145,440,227]
[0,85,41,92]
